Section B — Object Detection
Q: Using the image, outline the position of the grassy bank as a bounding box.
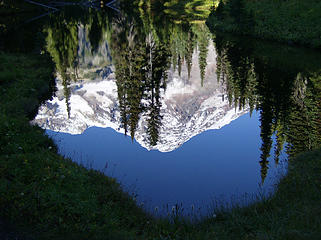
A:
[0,52,155,239]
[206,0,321,48]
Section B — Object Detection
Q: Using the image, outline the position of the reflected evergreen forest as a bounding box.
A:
[43,6,213,145]
[214,34,321,182]
[31,4,321,186]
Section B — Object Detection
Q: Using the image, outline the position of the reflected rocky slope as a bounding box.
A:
[33,37,248,152]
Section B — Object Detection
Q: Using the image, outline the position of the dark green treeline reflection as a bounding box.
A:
[43,5,212,145]
[111,14,169,144]
[42,5,321,183]
[213,34,321,182]
[111,6,212,142]
[44,8,114,118]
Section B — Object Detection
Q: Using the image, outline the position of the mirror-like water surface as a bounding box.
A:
[6,3,319,217]
[44,111,287,216]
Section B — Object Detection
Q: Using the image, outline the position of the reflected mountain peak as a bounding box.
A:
[33,30,249,152]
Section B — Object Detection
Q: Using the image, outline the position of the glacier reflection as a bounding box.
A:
[34,40,248,152]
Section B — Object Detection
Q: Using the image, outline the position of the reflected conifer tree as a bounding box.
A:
[212,33,321,182]
[215,34,258,112]
[287,72,321,156]
[259,103,273,183]
[194,24,210,86]
[111,15,146,140]
[87,10,112,54]
[44,9,113,118]
[274,122,286,165]
[111,10,171,146]
[88,13,103,53]
[145,34,170,146]
[45,14,79,118]
[166,22,211,86]
[185,29,197,81]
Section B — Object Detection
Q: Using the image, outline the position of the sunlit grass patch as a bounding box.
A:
[162,0,216,21]
[185,0,213,10]
[163,0,181,8]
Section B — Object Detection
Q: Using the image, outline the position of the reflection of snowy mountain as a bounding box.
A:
[33,41,249,152]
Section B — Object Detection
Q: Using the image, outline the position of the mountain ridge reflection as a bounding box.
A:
[34,38,249,152]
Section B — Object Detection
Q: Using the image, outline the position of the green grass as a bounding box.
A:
[206,0,321,48]
[140,0,217,22]
[0,52,153,239]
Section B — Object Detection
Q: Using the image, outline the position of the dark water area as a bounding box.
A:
[3,2,321,217]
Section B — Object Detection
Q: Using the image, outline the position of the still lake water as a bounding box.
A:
[44,112,286,216]
[5,3,318,216]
